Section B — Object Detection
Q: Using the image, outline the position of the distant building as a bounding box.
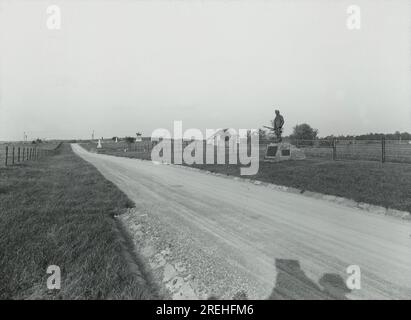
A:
[206,128,240,146]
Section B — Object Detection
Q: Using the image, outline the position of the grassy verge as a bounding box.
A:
[189,160,411,213]
[0,144,158,299]
[79,142,411,213]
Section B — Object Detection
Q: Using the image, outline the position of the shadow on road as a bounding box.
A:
[268,259,351,300]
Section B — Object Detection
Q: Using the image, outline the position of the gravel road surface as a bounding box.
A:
[72,144,411,300]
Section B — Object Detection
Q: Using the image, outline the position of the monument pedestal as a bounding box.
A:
[264,142,305,162]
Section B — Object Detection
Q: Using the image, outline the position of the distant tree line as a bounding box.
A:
[322,131,411,141]
[258,122,411,144]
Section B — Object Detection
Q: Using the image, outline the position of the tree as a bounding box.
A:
[124,136,136,144]
[258,128,268,141]
[290,123,318,142]
[401,132,411,140]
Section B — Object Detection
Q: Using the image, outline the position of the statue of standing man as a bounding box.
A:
[273,109,284,142]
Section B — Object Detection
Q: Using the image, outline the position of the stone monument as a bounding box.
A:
[263,109,305,162]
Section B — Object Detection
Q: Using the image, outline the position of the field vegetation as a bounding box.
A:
[0,143,158,299]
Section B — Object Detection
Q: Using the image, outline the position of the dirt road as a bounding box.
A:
[72,144,411,299]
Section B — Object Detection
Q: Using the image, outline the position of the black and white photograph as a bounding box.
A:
[0,0,410,308]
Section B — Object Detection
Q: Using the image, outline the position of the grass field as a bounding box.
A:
[188,160,411,213]
[80,142,411,213]
[0,143,158,299]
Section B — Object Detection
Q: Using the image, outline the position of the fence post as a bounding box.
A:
[5,146,8,166]
[22,148,25,162]
[381,137,386,163]
[332,138,337,160]
[203,139,207,164]
[18,147,20,162]
[12,146,15,164]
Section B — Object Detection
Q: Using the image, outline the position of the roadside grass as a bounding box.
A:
[0,144,158,299]
[79,142,411,213]
[189,160,411,213]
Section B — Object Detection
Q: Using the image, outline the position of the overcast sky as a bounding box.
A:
[0,0,410,141]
